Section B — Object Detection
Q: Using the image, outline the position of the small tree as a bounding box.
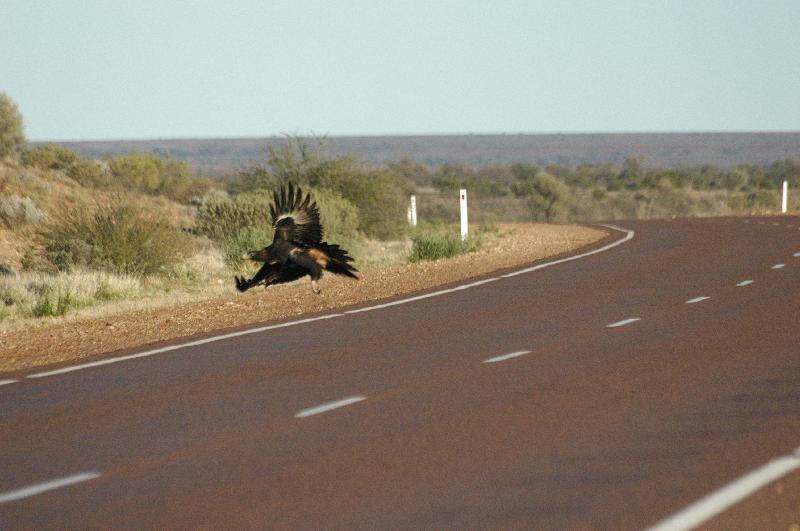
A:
[520,171,569,221]
[0,93,26,160]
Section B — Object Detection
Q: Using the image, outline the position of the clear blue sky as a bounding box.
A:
[3,0,799,141]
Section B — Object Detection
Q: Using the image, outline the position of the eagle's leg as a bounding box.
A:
[291,251,323,294]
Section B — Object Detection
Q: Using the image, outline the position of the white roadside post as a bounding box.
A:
[782,180,788,214]
[459,188,468,241]
[410,195,417,226]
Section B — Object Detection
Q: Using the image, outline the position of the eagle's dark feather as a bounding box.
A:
[270,182,323,247]
[235,184,359,293]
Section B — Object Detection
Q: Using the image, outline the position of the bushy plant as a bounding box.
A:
[0,93,26,160]
[0,194,48,229]
[195,191,271,242]
[30,291,77,318]
[107,153,212,202]
[23,144,110,187]
[41,199,191,276]
[408,231,482,262]
[22,144,79,170]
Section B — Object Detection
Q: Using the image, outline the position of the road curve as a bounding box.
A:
[1,217,799,530]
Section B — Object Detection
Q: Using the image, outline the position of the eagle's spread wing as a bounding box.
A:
[269,183,323,247]
[235,261,307,292]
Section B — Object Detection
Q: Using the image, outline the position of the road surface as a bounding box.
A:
[1,217,799,530]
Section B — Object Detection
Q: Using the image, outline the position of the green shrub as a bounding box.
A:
[106,153,212,202]
[41,199,191,276]
[68,159,110,188]
[94,279,124,301]
[23,144,110,188]
[408,231,482,262]
[23,144,80,170]
[0,93,26,160]
[198,187,360,255]
[30,291,77,318]
[195,191,271,242]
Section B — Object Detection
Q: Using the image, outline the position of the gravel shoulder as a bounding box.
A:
[0,223,607,373]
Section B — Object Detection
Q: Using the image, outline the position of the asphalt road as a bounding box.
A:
[1,217,799,530]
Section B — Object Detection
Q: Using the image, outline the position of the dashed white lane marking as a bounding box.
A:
[771,263,786,269]
[607,318,641,328]
[794,252,800,257]
[0,379,18,386]
[483,350,533,364]
[25,314,345,379]
[645,447,800,531]
[0,472,101,504]
[685,296,710,304]
[295,396,366,418]
[736,280,754,287]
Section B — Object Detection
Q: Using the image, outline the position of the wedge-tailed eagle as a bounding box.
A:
[235,184,359,293]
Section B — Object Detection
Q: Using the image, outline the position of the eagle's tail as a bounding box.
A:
[319,242,359,279]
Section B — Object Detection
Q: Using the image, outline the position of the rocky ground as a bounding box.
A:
[0,223,607,373]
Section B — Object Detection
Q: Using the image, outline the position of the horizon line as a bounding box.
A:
[33,129,800,144]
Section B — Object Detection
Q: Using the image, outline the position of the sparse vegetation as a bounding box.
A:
[0,269,142,321]
[1,99,798,330]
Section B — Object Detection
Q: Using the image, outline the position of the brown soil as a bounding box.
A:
[0,223,606,373]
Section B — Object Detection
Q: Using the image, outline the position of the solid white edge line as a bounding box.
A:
[607,318,641,328]
[25,314,345,379]
[500,224,635,278]
[0,379,19,386]
[19,225,634,380]
[645,449,800,531]
[685,296,710,304]
[344,278,500,314]
[736,280,754,287]
[771,264,786,269]
[483,350,533,364]
[0,471,101,504]
[294,395,366,418]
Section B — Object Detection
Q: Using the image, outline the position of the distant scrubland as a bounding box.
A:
[1,92,798,326]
